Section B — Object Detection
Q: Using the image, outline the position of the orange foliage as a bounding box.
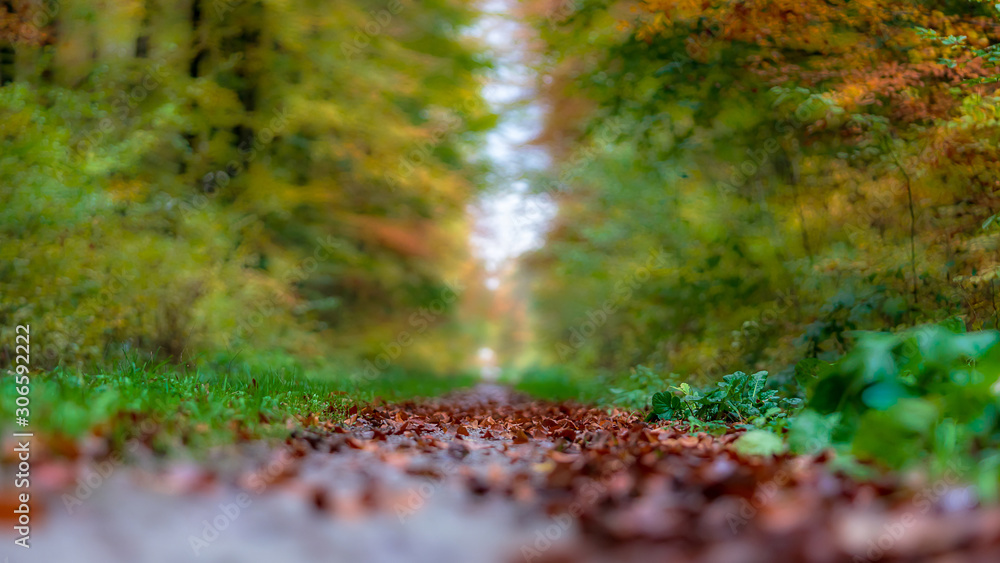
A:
[637,0,1000,122]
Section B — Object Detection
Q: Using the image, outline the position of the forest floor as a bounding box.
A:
[6,384,1000,563]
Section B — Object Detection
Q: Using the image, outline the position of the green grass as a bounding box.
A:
[1,358,477,457]
[509,365,607,404]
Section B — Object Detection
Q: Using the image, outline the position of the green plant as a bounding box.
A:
[646,370,802,426]
[733,429,787,457]
[798,321,1000,496]
[605,365,675,410]
[0,359,476,458]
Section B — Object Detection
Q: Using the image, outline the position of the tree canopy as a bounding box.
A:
[1,0,492,370]
[524,0,1000,382]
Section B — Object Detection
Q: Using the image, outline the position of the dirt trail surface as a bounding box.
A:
[5,384,1000,563]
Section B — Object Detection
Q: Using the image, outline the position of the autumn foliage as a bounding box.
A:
[0,0,491,369]
[526,0,1000,381]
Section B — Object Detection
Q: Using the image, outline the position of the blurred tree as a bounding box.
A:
[525,0,1000,382]
[0,0,493,369]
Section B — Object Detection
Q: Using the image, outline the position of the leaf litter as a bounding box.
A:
[7,384,1000,562]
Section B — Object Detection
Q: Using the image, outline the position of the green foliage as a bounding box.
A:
[786,409,840,455]
[799,322,1000,492]
[647,370,801,426]
[0,361,476,456]
[513,365,604,404]
[0,0,491,370]
[605,365,674,410]
[733,429,787,458]
[524,0,1000,397]
[803,323,1000,427]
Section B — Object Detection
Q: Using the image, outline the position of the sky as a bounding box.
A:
[467,0,556,285]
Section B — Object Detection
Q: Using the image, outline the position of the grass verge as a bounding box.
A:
[1,359,478,458]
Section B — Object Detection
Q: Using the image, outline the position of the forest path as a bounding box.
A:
[12,385,1000,563]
